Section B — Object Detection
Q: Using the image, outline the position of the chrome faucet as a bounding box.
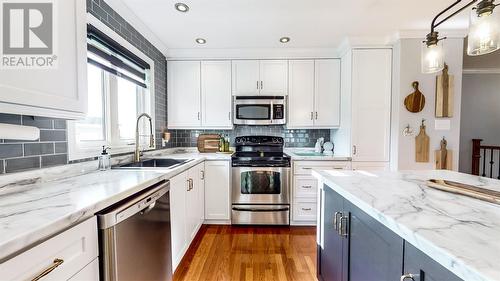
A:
[134,113,154,162]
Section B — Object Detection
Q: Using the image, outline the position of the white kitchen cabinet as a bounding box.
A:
[232,60,288,96]
[232,60,260,96]
[204,161,231,222]
[287,59,341,129]
[201,61,232,129]
[0,217,98,281]
[314,59,341,127]
[288,60,315,127]
[167,61,202,128]
[170,163,205,271]
[259,60,288,95]
[0,0,87,119]
[291,160,351,225]
[68,259,99,281]
[351,49,392,162]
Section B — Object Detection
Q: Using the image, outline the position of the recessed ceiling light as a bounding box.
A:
[195,38,206,44]
[174,3,189,12]
[280,37,290,43]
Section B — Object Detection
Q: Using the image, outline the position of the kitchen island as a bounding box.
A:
[312,169,500,281]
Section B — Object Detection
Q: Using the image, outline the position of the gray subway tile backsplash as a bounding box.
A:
[24,143,55,156]
[21,116,54,129]
[0,144,23,159]
[40,130,67,142]
[42,154,68,168]
[5,157,41,173]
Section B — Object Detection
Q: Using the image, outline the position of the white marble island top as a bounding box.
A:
[312,169,500,281]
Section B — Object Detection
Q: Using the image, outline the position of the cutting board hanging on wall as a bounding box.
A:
[404,81,425,113]
[435,63,454,118]
[435,137,453,170]
[415,119,430,163]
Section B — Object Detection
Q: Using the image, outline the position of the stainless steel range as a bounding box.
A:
[231,136,291,225]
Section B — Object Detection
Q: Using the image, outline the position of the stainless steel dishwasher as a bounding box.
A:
[98,180,172,281]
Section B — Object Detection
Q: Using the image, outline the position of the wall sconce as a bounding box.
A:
[422,0,500,73]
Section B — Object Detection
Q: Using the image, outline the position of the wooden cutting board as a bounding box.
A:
[435,137,452,170]
[415,120,430,162]
[197,134,221,153]
[427,179,500,205]
[435,64,454,118]
[404,81,425,113]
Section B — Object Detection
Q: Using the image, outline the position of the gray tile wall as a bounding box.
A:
[0,0,168,174]
[169,126,331,148]
[87,0,167,147]
[0,114,68,174]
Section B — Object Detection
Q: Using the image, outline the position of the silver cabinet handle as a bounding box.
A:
[333,211,342,230]
[315,111,318,120]
[187,178,194,191]
[31,258,64,281]
[302,167,312,170]
[200,170,205,180]
[400,274,418,281]
[302,185,312,189]
[352,145,357,155]
[260,81,263,89]
[257,81,259,89]
[338,215,349,237]
[228,112,231,120]
[197,112,201,120]
[310,112,314,120]
[302,208,312,211]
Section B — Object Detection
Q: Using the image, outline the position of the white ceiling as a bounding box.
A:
[120,0,469,50]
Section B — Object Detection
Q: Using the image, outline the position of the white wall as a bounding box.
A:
[392,38,464,170]
[459,73,500,174]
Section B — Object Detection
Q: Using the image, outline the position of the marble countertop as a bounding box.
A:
[284,148,351,161]
[0,149,229,262]
[312,169,500,281]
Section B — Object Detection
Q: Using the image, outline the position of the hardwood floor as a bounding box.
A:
[173,225,318,281]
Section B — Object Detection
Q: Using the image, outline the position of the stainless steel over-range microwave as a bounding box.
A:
[233,96,286,125]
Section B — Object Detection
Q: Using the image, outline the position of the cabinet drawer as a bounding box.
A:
[293,203,317,221]
[294,161,351,175]
[294,176,318,198]
[0,217,98,281]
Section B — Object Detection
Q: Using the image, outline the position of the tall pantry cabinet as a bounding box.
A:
[333,48,392,171]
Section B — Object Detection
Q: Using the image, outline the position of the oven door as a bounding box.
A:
[232,167,290,204]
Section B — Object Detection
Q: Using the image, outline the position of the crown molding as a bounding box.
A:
[103,0,168,56]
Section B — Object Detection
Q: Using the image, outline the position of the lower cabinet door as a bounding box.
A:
[344,200,404,281]
[319,186,347,281]
[170,171,188,271]
[204,161,230,221]
[403,242,463,281]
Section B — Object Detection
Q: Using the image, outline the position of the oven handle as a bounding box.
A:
[232,206,290,212]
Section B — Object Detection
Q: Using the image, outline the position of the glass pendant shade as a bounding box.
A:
[421,40,444,73]
[467,8,500,56]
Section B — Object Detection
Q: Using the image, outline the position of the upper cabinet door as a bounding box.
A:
[232,60,260,96]
[351,49,392,162]
[314,59,341,128]
[201,61,232,129]
[288,60,315,128]
[259,60,288,95]
[0,0,87,119]
[168,61,202,128]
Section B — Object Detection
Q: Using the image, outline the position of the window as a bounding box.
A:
[68,23,155,161]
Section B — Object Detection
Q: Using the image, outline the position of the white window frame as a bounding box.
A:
[68,15,156,161]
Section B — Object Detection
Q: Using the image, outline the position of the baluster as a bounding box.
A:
[482,148,487,177]
[490,148,495,178]
[498,150,500,180]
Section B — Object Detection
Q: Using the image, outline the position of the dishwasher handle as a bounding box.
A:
[98,180,169,229]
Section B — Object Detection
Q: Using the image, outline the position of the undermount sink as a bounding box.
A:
[113,158,194,169]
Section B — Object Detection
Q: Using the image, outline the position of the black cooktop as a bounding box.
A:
[232,136,290,167]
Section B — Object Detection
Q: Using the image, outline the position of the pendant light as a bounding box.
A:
[422,0,500,73]
[467,0,500,55]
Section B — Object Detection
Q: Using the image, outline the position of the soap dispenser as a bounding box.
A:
[98,146,111,171]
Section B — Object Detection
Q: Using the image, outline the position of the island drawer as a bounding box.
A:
[0,216,98,281]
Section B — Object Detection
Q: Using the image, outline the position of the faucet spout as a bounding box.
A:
[135,113,154,163]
